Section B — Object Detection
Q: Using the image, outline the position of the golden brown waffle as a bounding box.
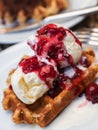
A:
[2,48,98,127]
[0,0,68,27]
[33,0,68,21]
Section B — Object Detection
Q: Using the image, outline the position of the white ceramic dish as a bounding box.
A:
[0,0,97,44]
[0,41,98,130]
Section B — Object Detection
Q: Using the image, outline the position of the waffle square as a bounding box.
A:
[2,48,98,127]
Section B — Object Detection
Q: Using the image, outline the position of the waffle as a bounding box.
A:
[0,0,68,27]
[2,48,98,127]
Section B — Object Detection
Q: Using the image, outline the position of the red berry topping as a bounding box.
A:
[37,24,62,37]
[47,66,84,98]
[58,67,83,89]
[28,24,82,69]
[19,56,43,73]
[19,56,57,88]
[85,82,98,104]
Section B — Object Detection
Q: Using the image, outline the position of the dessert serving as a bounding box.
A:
[2,24,98,128]
[0,0,68,28]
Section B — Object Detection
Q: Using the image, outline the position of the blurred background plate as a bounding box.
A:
[0,0,97,44]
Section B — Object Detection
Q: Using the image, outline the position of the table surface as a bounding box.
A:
[0,14,98,52]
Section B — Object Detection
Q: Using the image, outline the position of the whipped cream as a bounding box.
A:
[11,67,49,104]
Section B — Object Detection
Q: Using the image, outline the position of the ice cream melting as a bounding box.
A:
[28,24,82,69]
[11,56,57,104]
[11,24,83,104]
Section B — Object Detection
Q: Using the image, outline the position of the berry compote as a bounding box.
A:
[19,56,57,88]
[85,82,98,104]
[28,24,82,69]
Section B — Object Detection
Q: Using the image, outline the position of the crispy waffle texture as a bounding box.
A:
[2,48,98,127]
[0,0,68,26]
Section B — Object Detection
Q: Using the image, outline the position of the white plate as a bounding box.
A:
[0,42,98,130]
[0,0,97,44]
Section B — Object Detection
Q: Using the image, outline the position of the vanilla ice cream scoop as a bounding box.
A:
[63,31,82,65]
[11,56,57,104]
[28,24,82,69]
